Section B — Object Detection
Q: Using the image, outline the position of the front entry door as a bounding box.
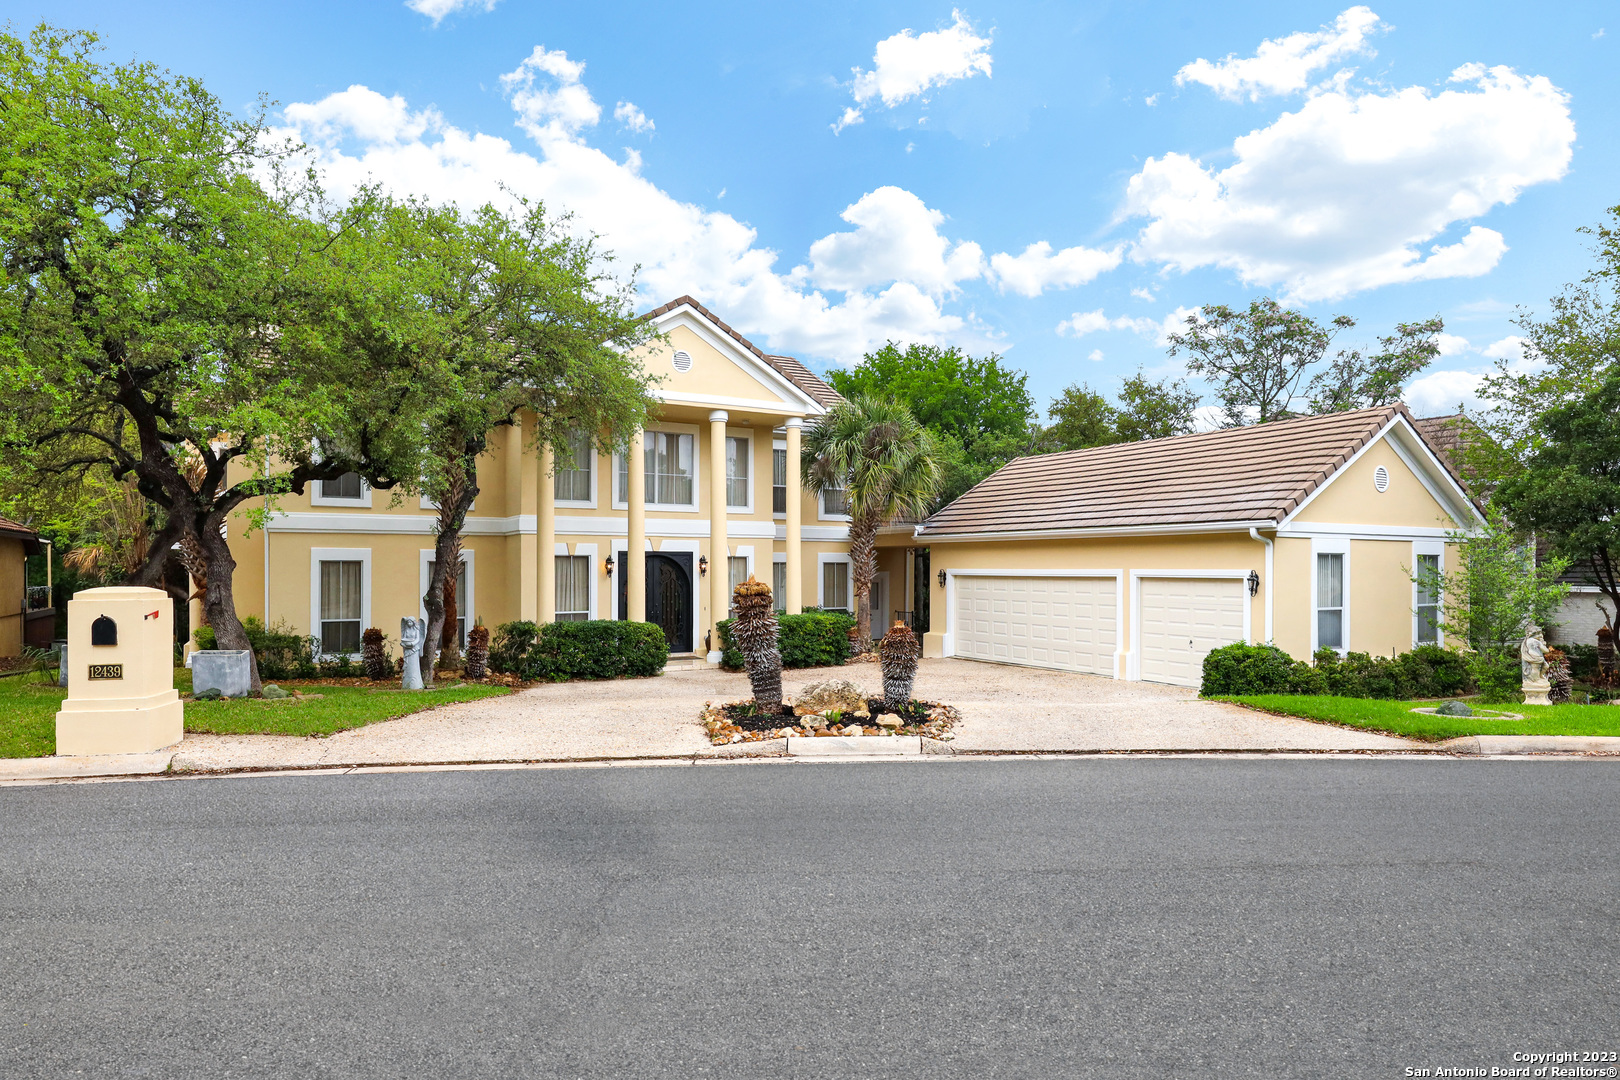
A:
[618,552,693,652]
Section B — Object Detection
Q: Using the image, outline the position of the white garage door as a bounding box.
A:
[953,576,1117,677]
[1138,577,1247,688]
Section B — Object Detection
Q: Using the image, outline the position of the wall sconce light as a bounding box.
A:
[698,555,709,577]
[1247,569,1260,597]
[604,554,615,577]
[937,569,947,588]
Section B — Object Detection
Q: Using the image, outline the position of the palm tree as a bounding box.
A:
[802,395,943,649]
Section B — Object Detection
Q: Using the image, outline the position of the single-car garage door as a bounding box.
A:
[953,575,1117,676]
[1138,577,1247,687]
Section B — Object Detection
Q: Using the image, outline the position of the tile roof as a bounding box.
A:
[1410,412,1489,499]
[0,516,37,540]
[643,295,843,409]
[918,404,1434,538]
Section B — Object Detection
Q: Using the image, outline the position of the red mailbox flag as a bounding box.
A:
[144,610,160,620]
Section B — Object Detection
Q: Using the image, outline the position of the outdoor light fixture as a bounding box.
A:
[698,555,709,577]
[604,554,615,576]
[937,569,947,588]
[1247,569,1260,597]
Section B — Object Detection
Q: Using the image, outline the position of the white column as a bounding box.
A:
[627,429,646,622]
[708,410,729,662]
[538,443,555,623]
[784,418,803,615]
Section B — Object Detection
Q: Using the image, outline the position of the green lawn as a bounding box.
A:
[0,670,513,757]
[1220,694,1620,741]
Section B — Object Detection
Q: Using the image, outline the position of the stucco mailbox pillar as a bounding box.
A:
[55,586,184,755]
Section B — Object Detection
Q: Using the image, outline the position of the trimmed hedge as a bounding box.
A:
[488,619,668,681]
[1201,642,1474,700]
[715,611,855,671]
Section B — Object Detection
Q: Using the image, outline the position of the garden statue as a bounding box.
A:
[731,576,782,709]
[1520,624,1551,706]
[400,616,426,690]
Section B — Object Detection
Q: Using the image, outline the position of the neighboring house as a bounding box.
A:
[223,298,855,663]
[912,405,1483,688]
[0,517,51,657]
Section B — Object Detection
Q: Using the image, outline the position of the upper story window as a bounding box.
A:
[821,486,850,517]
[725,436,750,509]
[1316,552,1345,651]
[555,431,594,503]
[772,447,787,515]
[617,430,695,508]
[322,473,363,500]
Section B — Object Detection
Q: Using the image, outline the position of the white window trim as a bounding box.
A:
[419,492,476,512]
[724,543,756,616]
[309,547,371,659]
[816,552,853,611]
[553,436,599,510]
[772,551,788,610]
[418,548,476,639]
[771,439,788,520]
[1413,539,1444,648]
[563,542,599,619]
[940,569,1126,678]
[311,476,372,508]
[817,487,852,523]
[1311,537,1351,656]
[724,429,755,513]
[612,422,701,514]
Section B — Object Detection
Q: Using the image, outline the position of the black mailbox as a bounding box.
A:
[91,615,118,647]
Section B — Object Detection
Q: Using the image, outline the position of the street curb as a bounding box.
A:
[1438,735,1620,756]
[0,750,175,781]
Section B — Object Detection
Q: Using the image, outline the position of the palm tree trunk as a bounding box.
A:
[849,511,880,651]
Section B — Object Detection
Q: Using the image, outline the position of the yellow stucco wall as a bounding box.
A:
[636,324,797,408]
[1292,436,1458,530]
[0,537,24,656]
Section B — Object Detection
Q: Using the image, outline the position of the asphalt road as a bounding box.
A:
[3,759,1617,1079]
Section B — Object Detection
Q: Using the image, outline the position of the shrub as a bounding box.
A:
[1202,641,1475,700]
[487,619,667,681]
[1471,654,1522,704]
[193,618,316,680]
[716,611,855,671]
[1564,642,1600,682]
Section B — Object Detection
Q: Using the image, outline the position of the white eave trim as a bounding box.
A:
[648,305,826,416]
[914,520,1278,543]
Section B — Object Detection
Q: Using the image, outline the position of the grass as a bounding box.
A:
[0,668,513,757]
[1219,694,1620,742]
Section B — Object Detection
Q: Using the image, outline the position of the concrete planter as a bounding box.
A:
[191,650,254,698]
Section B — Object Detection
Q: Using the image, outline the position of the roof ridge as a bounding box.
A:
[643,296,842,409]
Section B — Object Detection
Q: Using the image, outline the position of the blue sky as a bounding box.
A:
[11,1,1616,419]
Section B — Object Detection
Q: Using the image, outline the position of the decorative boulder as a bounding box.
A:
[1435,700,1473,717]
[792,678,866,716]
[191,650,253,699]
[260,684,292,700]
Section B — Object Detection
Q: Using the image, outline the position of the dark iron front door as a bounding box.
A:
[618,552,693,653]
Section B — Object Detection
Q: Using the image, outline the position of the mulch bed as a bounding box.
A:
[244,671,531,689]
[702,697,959,745]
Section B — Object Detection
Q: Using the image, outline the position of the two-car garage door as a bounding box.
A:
[953,576,1117,677]
[952,573,1247,687]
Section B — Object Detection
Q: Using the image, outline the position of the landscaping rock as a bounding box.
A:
[192,687,223,701]
[260,684,291,699]
[844,724,863,737]
[876,713,903,728]
[793,678,866,716]
[1436,700,1473,717]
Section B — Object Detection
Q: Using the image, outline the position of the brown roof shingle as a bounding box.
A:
[643,295,842,409]
[918,405,1435,537]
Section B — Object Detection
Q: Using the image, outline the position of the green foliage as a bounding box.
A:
[486,620,667,681]
[1218,693,1620,742]
[825,343,1035,449]
[1115,370,1200,441]
[1045,384,1120,451]
[716,612,855,671]
[1200,642,1473,700]
[1470,654,1524,704]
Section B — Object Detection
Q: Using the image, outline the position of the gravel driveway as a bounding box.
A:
[170,658,1414,771]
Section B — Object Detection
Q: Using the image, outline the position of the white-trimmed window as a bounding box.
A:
[725,436,750,510]
[554,430,594,505]
[556,555,590,621]
[772,445,788,516]
[310,548,371,658]
[821,486,850,518]
[727,555,749,613]
[617,430,696,509]
[1316,552,1345,651]
[819,556,851,613]
[1415,543,1443,645]
[772,556,787,612]
[312,472,371,507]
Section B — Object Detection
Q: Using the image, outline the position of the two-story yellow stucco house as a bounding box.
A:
[220,297,922,665]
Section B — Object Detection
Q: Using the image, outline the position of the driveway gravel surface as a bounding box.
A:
[170,657,1416,772]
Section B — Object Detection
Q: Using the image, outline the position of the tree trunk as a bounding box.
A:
[439,532,463,670]
[848,512,879,652]
[196,513,261,695]
[421,456,479,685]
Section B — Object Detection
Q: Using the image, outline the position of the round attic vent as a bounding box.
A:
[672,349,693,373]
[1374,465,1390,492]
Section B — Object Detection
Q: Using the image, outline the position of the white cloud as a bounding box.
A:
[1088,348,1105,362]
[1130,286,1156,301]
[406,0,497,24]
[1057,305,1197,346]
[1175,6,1385,101]
[613,101,654,134]
[1433,332,1471,356]
[838,9,992,131]
[832,107,864,134]
[1127,64,1574,301]
[988,241,1123,297]
[1144,93,1159,107]
[270,56,1002,362]
[1481,335,1527,360]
